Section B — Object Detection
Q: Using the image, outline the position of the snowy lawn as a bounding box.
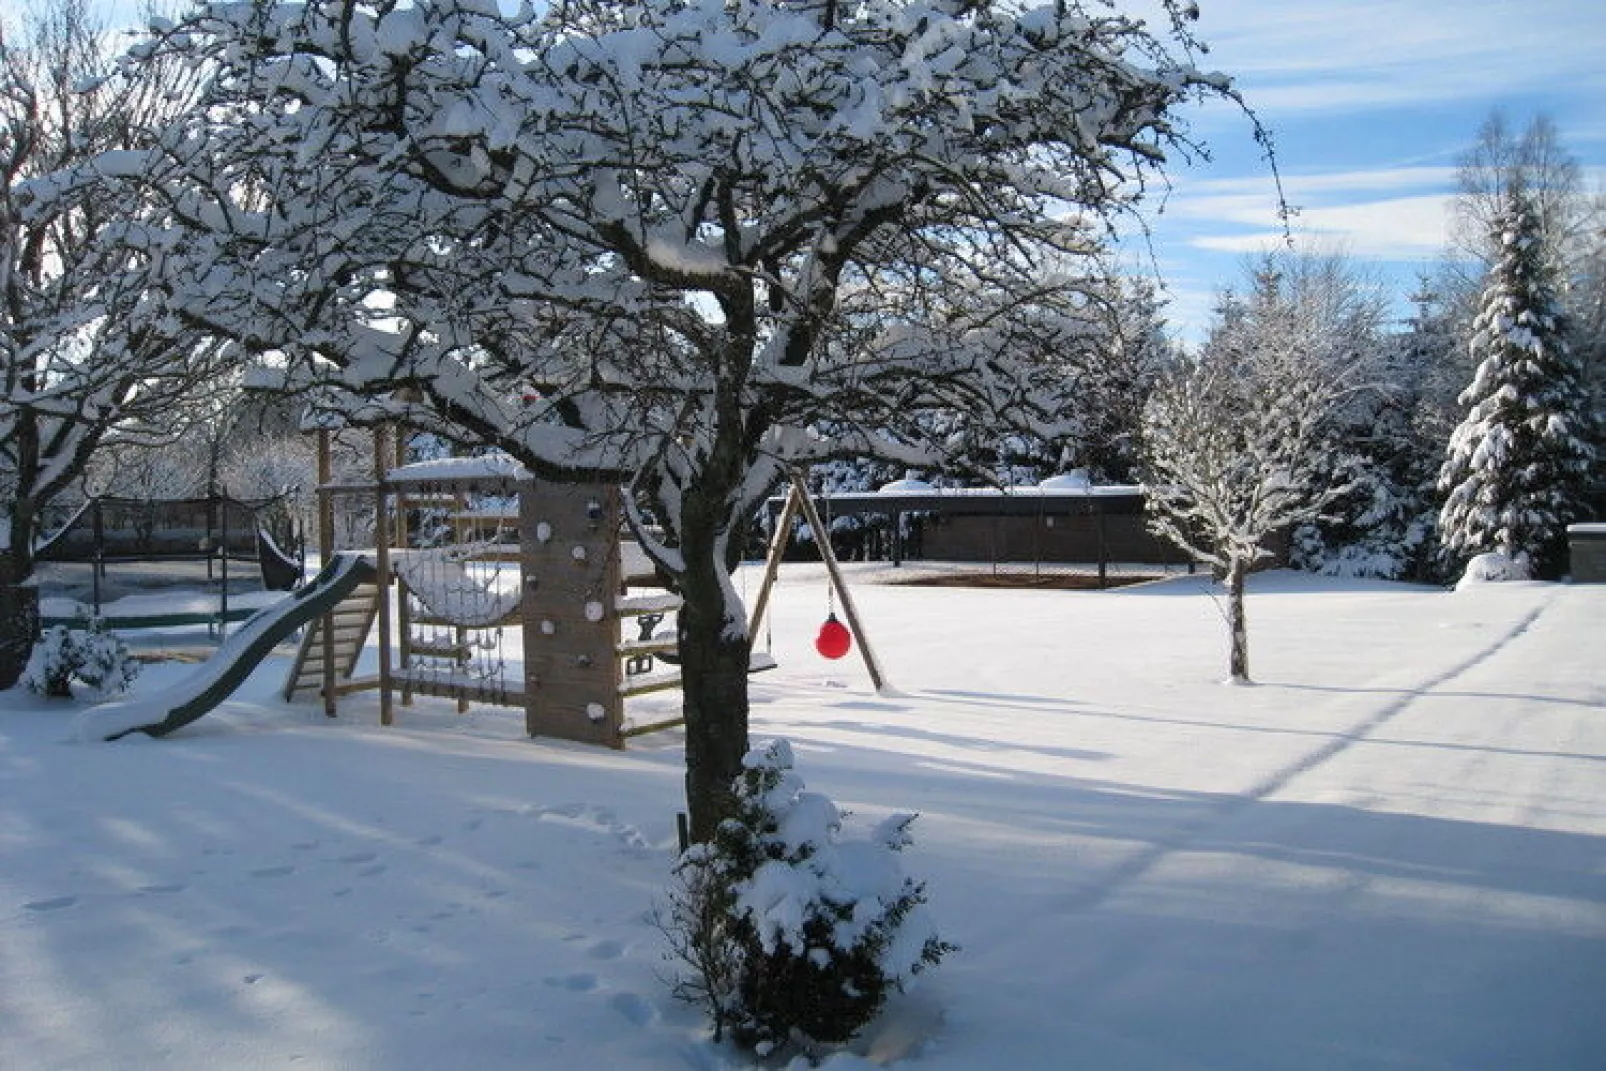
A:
[2,567,1602,1069]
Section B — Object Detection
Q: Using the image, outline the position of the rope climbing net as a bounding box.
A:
[394,541,520,705]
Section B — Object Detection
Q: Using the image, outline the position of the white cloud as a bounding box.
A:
[1190,0,1606,115]
[1164,158,1606,263]
[1189,193,1450,258]
[1156,166,1443,253]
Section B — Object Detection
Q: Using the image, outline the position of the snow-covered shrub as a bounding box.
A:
[23,619,139,699]
[23,626,77,698]
[1455,550,1532,590]
[663,740,953,1058]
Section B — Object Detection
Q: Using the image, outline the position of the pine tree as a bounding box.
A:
[1437,187,1596,579]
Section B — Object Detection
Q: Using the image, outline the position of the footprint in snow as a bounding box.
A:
[610,992,657,1026]
[250,865,295,878]
[546,973,599,992]
[588,939,625,961]
[138,883,186,895]
[24,895,77,912]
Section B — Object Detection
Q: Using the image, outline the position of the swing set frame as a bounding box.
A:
[746,471,890,693]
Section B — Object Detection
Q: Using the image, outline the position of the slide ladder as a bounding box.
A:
[282,571,383,702]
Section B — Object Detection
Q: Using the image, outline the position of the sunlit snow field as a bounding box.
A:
[2,564,1602,1069]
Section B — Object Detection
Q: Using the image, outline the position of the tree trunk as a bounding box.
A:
[678,599,753,844]
[1225,558,1250,683]
[0,549,40,690]
[676,532,753,844]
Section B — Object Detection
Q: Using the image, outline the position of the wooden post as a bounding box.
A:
[396,573,415,708]
[453,488,468,714]
[317,429,337,717]
[316,430,334,557]
[788,472,890,693]
[373,427,394,727]
[746,486,803,641]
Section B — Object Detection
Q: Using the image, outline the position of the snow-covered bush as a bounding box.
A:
[23,619,140,700]
[663,740,953,1058]
[1455,550,1532,590]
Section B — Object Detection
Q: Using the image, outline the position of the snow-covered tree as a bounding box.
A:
[1332,280,1463,582]
[1234,253,1424,580]
[1447,112,1605,451]
[1141,265,1361,682]
[1437,186,1596,580]
[87,0,1249,836]
[1068,275,1176,484]
[0,0,222,686]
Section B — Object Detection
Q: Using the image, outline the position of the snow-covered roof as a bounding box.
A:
[384,453,531,487]
[878,478,934,493]
[1037,470,1093,491]
[866,482,1141,500]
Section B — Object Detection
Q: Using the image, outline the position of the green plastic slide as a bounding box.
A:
[79,554,376,742]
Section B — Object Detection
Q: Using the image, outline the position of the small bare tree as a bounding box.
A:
[0,0,222,685]
[1141,265,1361,682]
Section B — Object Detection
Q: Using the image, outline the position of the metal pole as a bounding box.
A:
[1097,497,1108,589]
[218,499,229,638]
[91,500,103,615]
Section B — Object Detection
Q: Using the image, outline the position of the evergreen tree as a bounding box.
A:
[1068,275,1175,484]
[1437,187,1596,579]
[1299,280,1459,582]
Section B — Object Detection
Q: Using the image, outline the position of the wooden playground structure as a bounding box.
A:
[288,427,884,748]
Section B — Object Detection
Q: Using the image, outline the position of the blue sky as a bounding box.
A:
[6,0,1603,342]
[1134,0,1606,341]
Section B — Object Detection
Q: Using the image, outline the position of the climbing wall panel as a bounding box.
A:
[520,481,625,747]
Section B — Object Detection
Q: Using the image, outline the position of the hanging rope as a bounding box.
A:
[814,478,852,660]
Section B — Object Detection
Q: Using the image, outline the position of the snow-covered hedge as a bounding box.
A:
[23,619,140,700]
[663,740,953,1059]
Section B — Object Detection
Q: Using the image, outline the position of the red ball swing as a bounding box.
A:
[812,492,853,661]
[814,612,852,660]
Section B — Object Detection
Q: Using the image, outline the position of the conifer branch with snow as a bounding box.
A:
[1436,184,1596,581]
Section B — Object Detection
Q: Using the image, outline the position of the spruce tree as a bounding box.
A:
[1437,187,1596,579]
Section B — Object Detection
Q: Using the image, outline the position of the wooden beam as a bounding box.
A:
[747,481,803,642]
